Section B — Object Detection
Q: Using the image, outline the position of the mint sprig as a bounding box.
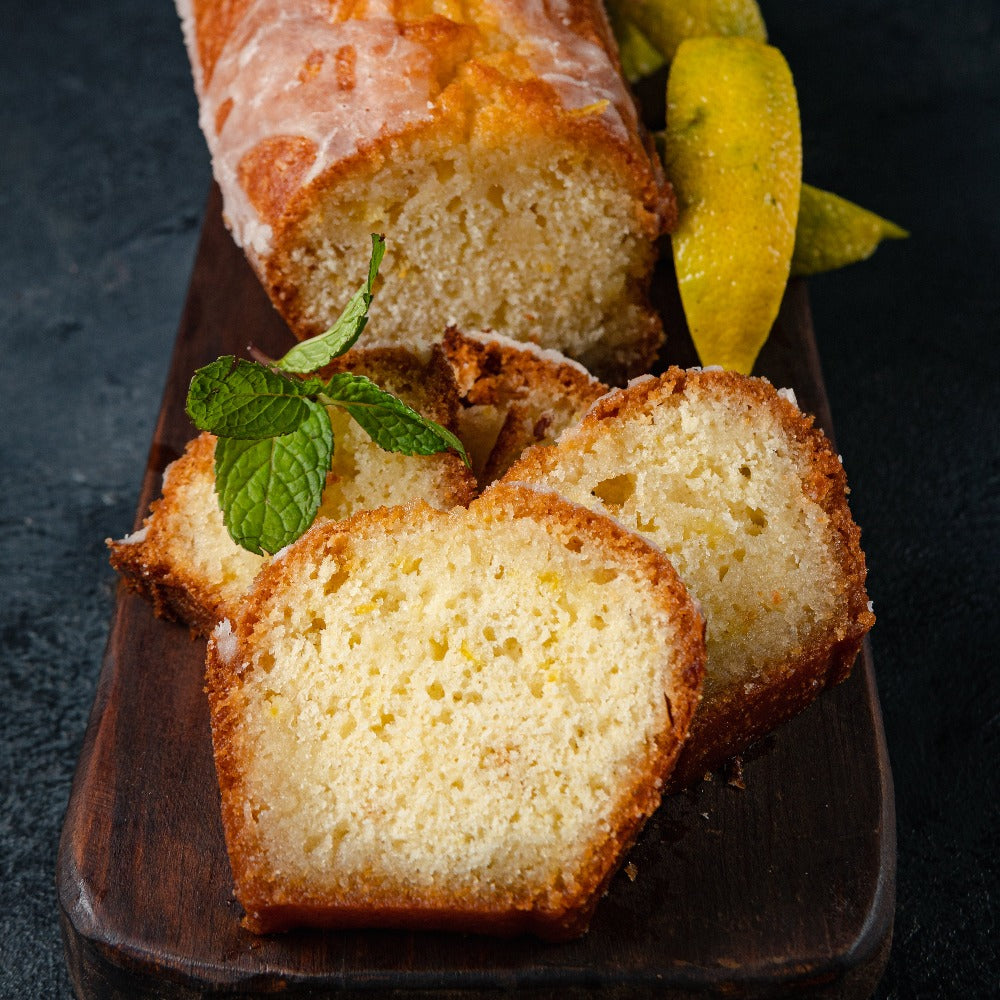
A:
[274,234,386,374]
[323,373,468,458]
[214,400,333,555]
[185,236,469,555]
[186,356,323,438]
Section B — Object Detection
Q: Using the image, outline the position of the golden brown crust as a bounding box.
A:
[108,432,236,637]
[664,628,866,793]
[237,135,318,225]
[206,483,704,939]
[189,0,253,89]
[441,326,608,409]
[441,327,608,484]
[502,367,875,790]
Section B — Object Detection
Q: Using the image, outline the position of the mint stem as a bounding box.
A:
[247,344,275,367]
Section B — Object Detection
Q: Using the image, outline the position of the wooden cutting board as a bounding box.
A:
[58,186,895,999]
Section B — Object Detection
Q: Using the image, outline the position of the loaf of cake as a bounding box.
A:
[500,367,875,789]
[441,327,609,485]
[109,347,476,636]
[205,482,705,939]
[175,0,675,381]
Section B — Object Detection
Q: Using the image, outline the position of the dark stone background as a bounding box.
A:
[1,0,996,996]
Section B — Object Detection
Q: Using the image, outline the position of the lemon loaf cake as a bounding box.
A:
[109,347,476,636]
[501,367,875,789]
[205,483,705,939]
[175,0,675,380]
[441,327,609,485]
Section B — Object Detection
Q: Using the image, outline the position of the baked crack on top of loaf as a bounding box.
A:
[175,0,675,381]
[205,483,705,939]
[500,367,876,789]
[108,347,476,636]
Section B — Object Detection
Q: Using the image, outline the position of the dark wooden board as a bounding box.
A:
[58,186,895,999]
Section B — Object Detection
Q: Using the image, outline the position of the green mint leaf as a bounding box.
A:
[275,234,386,374]
[322,372,470,465]
[187,356,323,438]
[214,399,333,555]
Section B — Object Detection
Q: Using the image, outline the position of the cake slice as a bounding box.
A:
[109,347,477,636]
[175,0,674,380]
[205,483,705,939]
[441,327,609,485]
[500,367,875,790]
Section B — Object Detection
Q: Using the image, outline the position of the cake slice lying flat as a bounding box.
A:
[441,327,609,485]
[501,367,875,790]
[205,483,705,939]
[109,347,477,636]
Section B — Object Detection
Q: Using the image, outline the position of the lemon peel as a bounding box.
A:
[623,0,766,63]
[606,6,667,83]
[792,183,908,276]
[566,99,611,118]
[665,37,802,374]
[653,136,909,280]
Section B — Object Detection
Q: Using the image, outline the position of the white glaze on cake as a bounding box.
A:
[176,0,641,259]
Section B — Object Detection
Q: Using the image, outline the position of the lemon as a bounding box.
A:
[623,0,766,63]
[792,183,908,276]
[607,6,666,83]
[664,37,801,374]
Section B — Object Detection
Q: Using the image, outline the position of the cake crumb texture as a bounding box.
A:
[501,367,875,788]
[108,347,476,636]
[206,483,704,938]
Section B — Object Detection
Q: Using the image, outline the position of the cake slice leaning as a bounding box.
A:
[205,483,705,939]
[441,327,609,486]
[500,367,875,790]
[108,347,477,637]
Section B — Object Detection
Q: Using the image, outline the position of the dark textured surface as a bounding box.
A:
[1,1,996,997]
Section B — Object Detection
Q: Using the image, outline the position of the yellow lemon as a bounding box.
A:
[664,37,801,374]
[792,183,908,276]
[606,6,666,82]
[622,0,766,63]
